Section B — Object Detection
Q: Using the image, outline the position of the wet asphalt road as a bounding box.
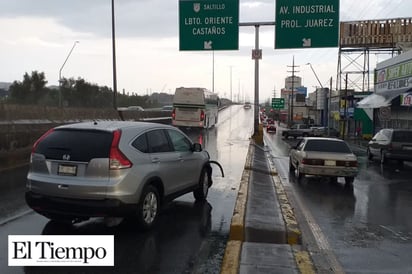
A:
[3,109,412,273]
[0,105,253,274]
[265,126,412,274]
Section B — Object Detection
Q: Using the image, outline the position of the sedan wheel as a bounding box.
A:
[289,159,295,173]
[380,150,387,165]
[137,185,159,230]
[344,177,354,184]
[296,165,304,181]
[366,148,373,160]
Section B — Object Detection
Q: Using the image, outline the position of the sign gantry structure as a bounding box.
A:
[338,18,412,93]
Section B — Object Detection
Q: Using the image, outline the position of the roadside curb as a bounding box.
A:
[220,142,254,274]
[228,143,254,242]
[268,161,316,274]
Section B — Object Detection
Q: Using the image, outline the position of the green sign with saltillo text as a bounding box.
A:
[272,98,285,109]
[179,0,239,51]
[275,0,340,49]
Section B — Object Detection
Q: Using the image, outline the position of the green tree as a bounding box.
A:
[9,71,49,104]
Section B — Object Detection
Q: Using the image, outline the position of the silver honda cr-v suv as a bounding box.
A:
[26,121,213,230]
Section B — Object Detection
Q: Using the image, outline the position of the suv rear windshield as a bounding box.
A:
[392,131,412,142]
[35,129,113,162]
[304,140,352,153]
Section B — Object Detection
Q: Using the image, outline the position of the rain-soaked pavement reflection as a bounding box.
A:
[269,132,412,274]
[0,105,254,274]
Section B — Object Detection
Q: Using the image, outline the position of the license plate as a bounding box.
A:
[58,164,77,176]
[324,160,336,166]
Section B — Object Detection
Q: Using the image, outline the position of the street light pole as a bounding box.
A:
[306,63,323,88]
[111,0,118,110]
[306,63,323,125]
[59,40,79,107]
[230,66,233,102]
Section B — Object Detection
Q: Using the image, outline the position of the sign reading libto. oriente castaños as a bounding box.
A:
[179,0,239,51]
[275,0,340,49]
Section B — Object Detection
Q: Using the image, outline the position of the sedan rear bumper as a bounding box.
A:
[299,165,358,177]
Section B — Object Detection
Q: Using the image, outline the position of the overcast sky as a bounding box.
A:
[1,0,411,102]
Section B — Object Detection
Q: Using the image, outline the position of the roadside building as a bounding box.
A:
[357,49,412,135]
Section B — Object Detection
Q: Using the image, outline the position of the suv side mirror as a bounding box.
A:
[193,143,202,152]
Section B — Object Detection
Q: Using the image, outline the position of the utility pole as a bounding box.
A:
[111,0,118,110]
[342,73,348,140]
[212,51,215,93]
[287,57,299,126]
[327,77,332,137]
[239,21,275,135]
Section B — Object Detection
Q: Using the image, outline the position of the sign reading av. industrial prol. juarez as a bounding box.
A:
[275,0,340,49]
[179,0,239,51]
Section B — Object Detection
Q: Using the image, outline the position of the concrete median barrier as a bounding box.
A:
[221,138,315,274]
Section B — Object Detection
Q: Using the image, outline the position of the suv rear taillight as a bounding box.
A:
[172,108,176,120]
[31,128,55,154]
[200,110,205,121]
[110,130,132,169]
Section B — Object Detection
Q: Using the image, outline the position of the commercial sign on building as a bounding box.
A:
[401,92,412,106]
[375,49,412,94]
[179,0,239,51]
[275,0,340,49]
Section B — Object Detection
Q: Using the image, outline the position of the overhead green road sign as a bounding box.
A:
[275,0,340,49]
[272,98,285,109]
[179,0,239,51]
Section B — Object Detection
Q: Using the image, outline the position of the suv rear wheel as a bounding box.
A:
[193,168,210,201]
[137,185,159,230]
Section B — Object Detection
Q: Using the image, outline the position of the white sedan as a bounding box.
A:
[289,137,358,184]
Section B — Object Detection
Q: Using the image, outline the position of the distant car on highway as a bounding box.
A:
[26,121,217,230]
[282,124,312,139]
[244,102,252,109]
[367,128,412,164]
[289,137,358,184]
[127,105,145,111]
[311,126,340,137]
[161,105,173,111]
[266,124,276,134]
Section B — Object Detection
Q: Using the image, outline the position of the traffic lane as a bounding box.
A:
[271,140,412,273]
[263,125,290,158]
[0,165,30,224]
[1,105,253,273]
[182,104,253,234]
[291,161,412,273]
[1,201,213,274]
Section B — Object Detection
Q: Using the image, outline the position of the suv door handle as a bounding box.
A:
[151,158,160,163]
